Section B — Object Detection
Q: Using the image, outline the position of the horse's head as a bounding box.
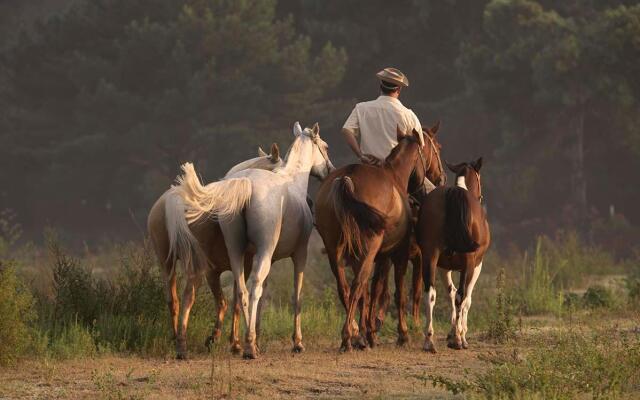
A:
[257,143,281,164]
[421,121,446,187]
[392,121,445,200]
[447,157,484,202]
[294,121,335,180]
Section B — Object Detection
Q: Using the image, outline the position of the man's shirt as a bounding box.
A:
[343,95,422,160]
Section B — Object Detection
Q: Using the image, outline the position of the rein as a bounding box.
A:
[408,133,444,198]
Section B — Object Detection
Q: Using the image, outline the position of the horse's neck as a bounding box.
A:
[385,144,416,192]
[280,136,313,196]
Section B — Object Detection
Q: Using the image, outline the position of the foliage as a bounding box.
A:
[432,329,640,399]
[0,265,36,366]
[485,268,518,343]
[582,285,616,309]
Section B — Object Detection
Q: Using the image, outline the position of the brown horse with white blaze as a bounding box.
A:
[315,125,444,351]
[417,158,490,352]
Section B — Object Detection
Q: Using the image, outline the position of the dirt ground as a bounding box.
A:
[0,334,497,399]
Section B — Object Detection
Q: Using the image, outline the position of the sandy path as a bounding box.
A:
[0,336,495,399]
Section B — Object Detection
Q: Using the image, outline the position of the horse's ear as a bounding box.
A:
[269,143,280,163]
[293,121,302,137]
[311,122,320,137]
[431,120,441,135]
[258,147,268,157]
[411,128,423,144]
[446,161,465,174]
[472,157,483,172]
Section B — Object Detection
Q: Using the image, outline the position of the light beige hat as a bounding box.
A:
[376,67,409,88]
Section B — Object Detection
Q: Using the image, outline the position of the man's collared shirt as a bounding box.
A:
[343,95,422,160]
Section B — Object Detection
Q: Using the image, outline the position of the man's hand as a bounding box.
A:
[359,154,383,166]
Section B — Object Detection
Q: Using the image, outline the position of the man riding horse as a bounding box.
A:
[341,67,436,193]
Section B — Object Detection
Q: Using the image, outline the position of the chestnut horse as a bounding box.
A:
[417,158,490,352]
[368,123,445,346]
[148,144,282,359]
[315,126,444,351]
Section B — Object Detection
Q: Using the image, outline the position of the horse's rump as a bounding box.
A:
[330,175,386,258]
[444,187,479,253]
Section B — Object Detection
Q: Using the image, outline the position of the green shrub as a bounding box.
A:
[48,321,97,359]
[432,329,640,399]
[0,265,36,365]
[511,238,564,316]
[485,268,518,343]
[582,285,615,309]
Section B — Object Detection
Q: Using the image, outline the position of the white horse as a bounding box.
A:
[171,122,334,358]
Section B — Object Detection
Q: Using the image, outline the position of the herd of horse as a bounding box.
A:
[147,121,490,359]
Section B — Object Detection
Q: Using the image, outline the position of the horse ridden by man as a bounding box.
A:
[169,122,334,359]
[316,67,446,351]
[417,158,490,353]
[148,144,283,359]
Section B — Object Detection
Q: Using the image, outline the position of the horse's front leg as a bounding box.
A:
[341,234,383,352]
[459,260,483,349]
[291,246,307,353]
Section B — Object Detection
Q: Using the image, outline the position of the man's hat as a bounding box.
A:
[376,67,409,88]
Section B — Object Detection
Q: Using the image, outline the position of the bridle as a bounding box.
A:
[474,169,484,203]
[409,132,445,198]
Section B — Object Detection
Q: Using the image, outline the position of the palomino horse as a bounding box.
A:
[171,122,334,359]
[368,123,445,346]
[315,127,444,351]
[417,158,490,352]
[147,144,282,359]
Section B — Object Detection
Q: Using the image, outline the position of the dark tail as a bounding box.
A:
[330,176,386,258]
[444,187,479,253]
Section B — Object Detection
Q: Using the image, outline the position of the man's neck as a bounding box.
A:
[380,92,400,99]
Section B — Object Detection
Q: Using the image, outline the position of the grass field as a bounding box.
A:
[1,226,640,399]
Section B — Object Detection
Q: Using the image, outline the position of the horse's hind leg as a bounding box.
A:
[161,260,179,342]
[229,281,242,354]
[422,247,440,353]
[368,257,392,347]
[440,269,457,341]
[392,246,411,346]
[291,246,307,353]
[176,272,201,359]
[341,234,383,352]
[459,261,483,349]
[205,269,226,350]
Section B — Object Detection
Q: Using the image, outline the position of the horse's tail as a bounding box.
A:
[174,162,252,224]
[444,187,479,253]
[164,190,207,276]
[330,176,386,258]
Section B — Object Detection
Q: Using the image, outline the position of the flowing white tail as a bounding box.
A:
[164,162,252,275]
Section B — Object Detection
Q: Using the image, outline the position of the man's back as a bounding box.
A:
[344,95,422,160]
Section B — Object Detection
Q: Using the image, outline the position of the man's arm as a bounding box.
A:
[342,128,363,159]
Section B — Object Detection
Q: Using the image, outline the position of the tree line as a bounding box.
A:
[1,0,639,250]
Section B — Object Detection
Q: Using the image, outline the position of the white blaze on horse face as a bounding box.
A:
[456,175,468,190]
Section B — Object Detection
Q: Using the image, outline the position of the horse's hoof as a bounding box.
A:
[176,352,188,360]
[205,336,214,351]
[339,341,353,353]
[352,335,368,350]
[462,340,469,349]
[230,342,242,355]
[367,333,377,348]
[423,339,437,353]
[447,340,463,350]
[292,343,305,353]
[396,334,410,347]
